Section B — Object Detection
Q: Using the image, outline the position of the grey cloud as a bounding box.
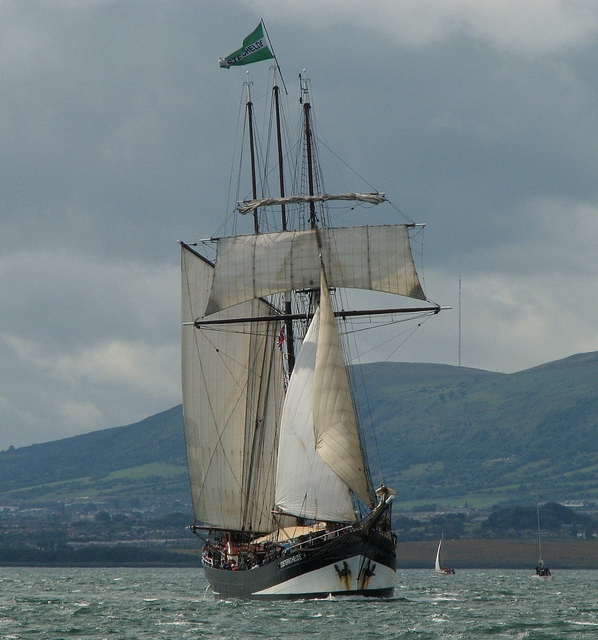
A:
[1,1,597,449]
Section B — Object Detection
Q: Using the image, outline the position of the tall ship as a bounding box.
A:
[180,29,440,599]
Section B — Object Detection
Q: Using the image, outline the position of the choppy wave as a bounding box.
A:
[1,568,598,639]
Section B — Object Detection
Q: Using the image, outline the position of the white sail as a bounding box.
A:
[274,308,357,523]
[313,269,372,507]
[435,540,442,572]
[204,225,425,316]
[181,244,285,532]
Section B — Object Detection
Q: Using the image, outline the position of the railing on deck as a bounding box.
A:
[201,524,356,570]
[286,525,354,553]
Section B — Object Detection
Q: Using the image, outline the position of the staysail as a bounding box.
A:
[274,308,357,522]
[181,243,285,533]
[275,267,372,521]
[204,225,425,316]
[313,268,372,507]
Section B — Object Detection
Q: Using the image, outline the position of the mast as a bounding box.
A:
[273,72,295,372]
[536,490,543,563]
[300,74,318,230]
[273,83,287,231]
[245,77,259,234]
[459,275,461,366]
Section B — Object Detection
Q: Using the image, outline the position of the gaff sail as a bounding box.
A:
[181,243,285,533]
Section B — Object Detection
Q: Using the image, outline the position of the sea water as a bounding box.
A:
[1,567,597,639]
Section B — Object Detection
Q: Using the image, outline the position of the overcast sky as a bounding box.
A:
[2,0,598,449]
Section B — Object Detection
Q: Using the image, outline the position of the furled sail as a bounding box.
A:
[274,308,357,523]
[237,192,386,214]
[181,243,284,533]
[313,268,372,508]
[204,225,425,316]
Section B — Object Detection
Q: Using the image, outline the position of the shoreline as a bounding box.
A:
[397,539,598,569]
[0,562,200,568]
[2,539,598,569]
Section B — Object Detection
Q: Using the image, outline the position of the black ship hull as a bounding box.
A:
[203,528,396,600]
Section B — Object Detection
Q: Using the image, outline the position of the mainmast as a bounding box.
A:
[272,69,295,372]
[245,77,260,234]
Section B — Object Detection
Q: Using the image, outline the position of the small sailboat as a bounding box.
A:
[434,537,455,575]
[181,24,441,599]
[533,496,552,579]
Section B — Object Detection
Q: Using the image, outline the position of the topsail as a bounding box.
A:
[204,225,425,317]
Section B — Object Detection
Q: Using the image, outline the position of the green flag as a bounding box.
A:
[219,22,274,69]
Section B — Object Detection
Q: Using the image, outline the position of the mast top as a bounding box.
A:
[245,71,253,102]
[299,71,311,105]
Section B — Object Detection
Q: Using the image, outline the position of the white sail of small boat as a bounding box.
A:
[434,537,455,575]
[180,25,441,599]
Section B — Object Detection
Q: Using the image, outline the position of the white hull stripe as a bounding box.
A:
[253,554,395,596]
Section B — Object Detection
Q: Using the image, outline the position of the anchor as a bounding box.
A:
[358,559,377,589]
[334,561,351,578]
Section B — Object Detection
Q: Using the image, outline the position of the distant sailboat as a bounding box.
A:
[434,537,455,575]
[533,496,552,579]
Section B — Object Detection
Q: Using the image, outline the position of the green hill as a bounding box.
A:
[2,351,598,509]
[356,351,598,506]
[0,405,188,505]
